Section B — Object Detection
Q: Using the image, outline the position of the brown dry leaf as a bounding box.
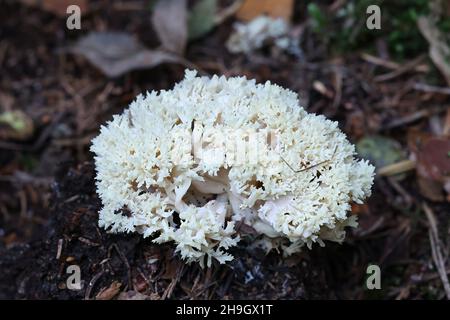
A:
[413,137,450,201]
[152,0,188,55]
[95,281,121,300]
[66,32,182,78]
[20,0,88,17]
[161,260,181,280]
[238,222,258,236]
[417,176,445,202]
[236,0,293,22]
[407,128,433,155]
[351,203,370,215]
[416,138,450,182]
[417,16,450,86]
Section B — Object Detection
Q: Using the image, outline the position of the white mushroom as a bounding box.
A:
[91,70,375,267]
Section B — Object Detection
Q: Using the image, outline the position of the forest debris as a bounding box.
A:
[0,110,34,141]
[226,16,290,53]
[214,0,244,25]
[153,0,241,48]
[133,272,149,292]
[162,264,184,299]
[409,132,450,201]
[236,0,293,22]
[56,238,63,260]
[443,109,450,136]
[382,107,448,131]
[20,0,88,17]
[110,244,132,289]
[151,0,187,55]
[85,270,105,300]
[0,91,15,110]
[374,55,426,82]
[361,53,429,73]
[356,136,407,177]
[377,160,416,177]
[78,236,100,246]
[117,291,159,300]
[418,16,450,86]
[361,53,401,70]
[313,80,334,99]
[66,32,182,78]
[95,281,121,300]
[188,0,218,40]
[416,138,450,182]
[417,176,445,202]
[413,82,450,95]
[422,203,450,299]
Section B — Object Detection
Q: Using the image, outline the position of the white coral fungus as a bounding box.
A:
[91,70,375,267]
[226,16,291,53]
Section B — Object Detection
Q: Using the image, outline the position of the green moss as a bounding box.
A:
[307,0,448,59]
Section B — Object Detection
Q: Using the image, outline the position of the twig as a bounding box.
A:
[413,82,450,95]
[387,177,413,207]
[280,145,338,173]
[111,243,132,290]
[422,203,450,299]
[56,238,64,260]
[361,53,400,70]
[381,106,447,130]
[85,270,105,300]
[161,263,184,299]
[214,0,244,24]
[78,237,100,247]
[374,55,426,82]
[377,159,416,176]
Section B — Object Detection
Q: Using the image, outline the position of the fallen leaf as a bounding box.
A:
[417,175,445,202]
[66,32,181,78]
[0,110,34,141]
[95,281,121,300]
[152,0,188,55]
[133,274,149,292]
[416,138,450,182]
[418,16,450,86]
[351,203,370,215]
[407,128,433,155]
[410,133,450,201]
[188,0,218,40]
[356,135,406,169]
[236,0,293,22]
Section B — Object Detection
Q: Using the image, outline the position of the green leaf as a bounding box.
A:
[356,135,406,168]
[188,0,217,40]
[0,110,34,140]
[307,3,327,33]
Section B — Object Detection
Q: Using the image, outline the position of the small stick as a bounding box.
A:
[56,238,64,260]
[280,145,338,173]
[377,159,416,176]
[423,203,450,299]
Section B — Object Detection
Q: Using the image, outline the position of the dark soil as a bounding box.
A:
[0,163,333,300]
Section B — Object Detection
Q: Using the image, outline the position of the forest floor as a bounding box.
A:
[0,0,449,299]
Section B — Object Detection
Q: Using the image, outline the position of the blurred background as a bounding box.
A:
[0,0,449,299]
